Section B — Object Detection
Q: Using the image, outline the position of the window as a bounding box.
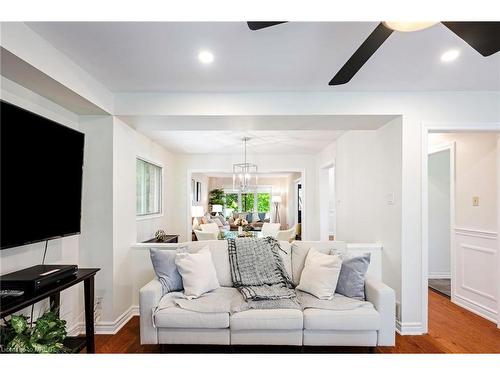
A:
[241,193,254,212]
[136,158,162,216]
[225,193,238,210]
[257,192,271,212]
[223,188,272,214]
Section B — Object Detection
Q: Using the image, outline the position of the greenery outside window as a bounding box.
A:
[257,192,271,212]
[223,188,271,214]
[225,193,238,210]
[241,193,254,212]
[136,158,162,216]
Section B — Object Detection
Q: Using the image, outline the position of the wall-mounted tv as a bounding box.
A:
[0,100,85,249]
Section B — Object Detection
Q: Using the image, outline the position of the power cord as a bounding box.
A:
[30,240,49,327]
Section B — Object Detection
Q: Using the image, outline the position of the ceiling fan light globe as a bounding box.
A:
[383,21,438,32]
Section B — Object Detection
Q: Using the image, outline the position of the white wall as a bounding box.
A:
[429,133,498,232]
[80,116,180,324]
[428,150,451,278]
[0,77,83,332]
[334,118,402,317]
[135,131,177,242]
[79,116,115,322]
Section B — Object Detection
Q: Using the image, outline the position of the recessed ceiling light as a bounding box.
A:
[441,49,460,62]
[198,50,214,64]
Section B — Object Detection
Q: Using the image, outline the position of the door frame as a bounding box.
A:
[428,142,456,301]
[421,123,500,333]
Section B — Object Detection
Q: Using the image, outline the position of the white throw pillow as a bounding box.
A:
[296,247,343,300]
[213,217,224,227]
[175,246,220,299]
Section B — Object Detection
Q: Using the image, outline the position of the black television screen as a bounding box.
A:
[0,100,85,249]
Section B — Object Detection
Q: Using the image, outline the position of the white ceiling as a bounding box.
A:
[131,114,396,154]
[144,130,345,154]
[26,22,500,92]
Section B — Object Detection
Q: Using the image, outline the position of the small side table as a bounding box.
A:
[0,268,100,353]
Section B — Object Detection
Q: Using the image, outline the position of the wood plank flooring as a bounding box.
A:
[94,290,500,353]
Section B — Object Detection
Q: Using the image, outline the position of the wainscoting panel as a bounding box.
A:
[453,228,498,322]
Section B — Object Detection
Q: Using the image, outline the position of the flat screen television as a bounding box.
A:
[0,100,85,249]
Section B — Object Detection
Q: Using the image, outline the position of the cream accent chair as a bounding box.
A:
[200,223,219,233]
[194,230,218,241]
[261,223,281,238]
[276,227,296,242]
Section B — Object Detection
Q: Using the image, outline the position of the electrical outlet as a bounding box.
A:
[472,196,479,206]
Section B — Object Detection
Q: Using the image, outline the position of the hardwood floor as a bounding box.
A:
[94,289,500,354]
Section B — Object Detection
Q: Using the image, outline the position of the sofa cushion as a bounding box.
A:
[230,309,303,330]
[175,246,220,299]
[187,241,232,287]
[303,306,380,331]
[149,247,187,295]
[296,248,342,300]
[154,307,229,329]
[336,253,371,300]
[291,241,347,285]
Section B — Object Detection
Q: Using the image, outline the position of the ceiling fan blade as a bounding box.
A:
[442,22,500,57]
[247,22,287,31]
[329,23,393,86]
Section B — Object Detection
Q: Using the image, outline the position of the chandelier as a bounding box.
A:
[233,137,258,192]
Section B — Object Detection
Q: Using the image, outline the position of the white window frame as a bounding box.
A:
[136,157,164,220]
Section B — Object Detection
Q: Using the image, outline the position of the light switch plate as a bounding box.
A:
[387,193,395,205]
[472,196,479,206]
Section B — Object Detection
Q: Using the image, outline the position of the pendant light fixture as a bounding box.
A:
[233,137,258,192]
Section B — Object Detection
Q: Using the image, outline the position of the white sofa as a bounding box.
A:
[140,240,395,347]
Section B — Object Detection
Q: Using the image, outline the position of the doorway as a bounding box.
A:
[422,126,500,333]
[428,143,454,298]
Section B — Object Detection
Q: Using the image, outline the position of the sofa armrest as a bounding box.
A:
[365,275,396,346]
[139,279,162,344]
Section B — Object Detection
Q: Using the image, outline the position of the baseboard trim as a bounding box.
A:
[396,321,424,335]
[67,305,139,336]
[452,295,498,324]
[428,273,451,279]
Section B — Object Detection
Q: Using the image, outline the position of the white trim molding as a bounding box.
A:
[452,295,498,323]
[67,305,139,336]
[428,272,451,279]
[454,227,498,240]
[396,321,424,335]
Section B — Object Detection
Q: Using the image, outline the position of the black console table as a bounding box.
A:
[1,268,100,353]
[142,235,179,244]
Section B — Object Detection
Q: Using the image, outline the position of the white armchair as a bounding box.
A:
[200,223,219,233]
[261,223,281,238]
[194,230,218,240]
[276,227,296,242]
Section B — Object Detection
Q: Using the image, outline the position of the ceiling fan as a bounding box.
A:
[247,21,500,86]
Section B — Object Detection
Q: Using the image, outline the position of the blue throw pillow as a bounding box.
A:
[258,212,266,221]
[149,247,187,295]
[335,253,371,300]
[246,212,253,222]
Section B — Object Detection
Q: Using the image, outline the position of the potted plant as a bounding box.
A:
[208,188,225,213]
[0,309,70,353]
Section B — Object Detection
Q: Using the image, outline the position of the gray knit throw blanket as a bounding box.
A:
[228,237,300,310]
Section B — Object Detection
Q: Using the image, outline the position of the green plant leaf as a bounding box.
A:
[10,315,28,335]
